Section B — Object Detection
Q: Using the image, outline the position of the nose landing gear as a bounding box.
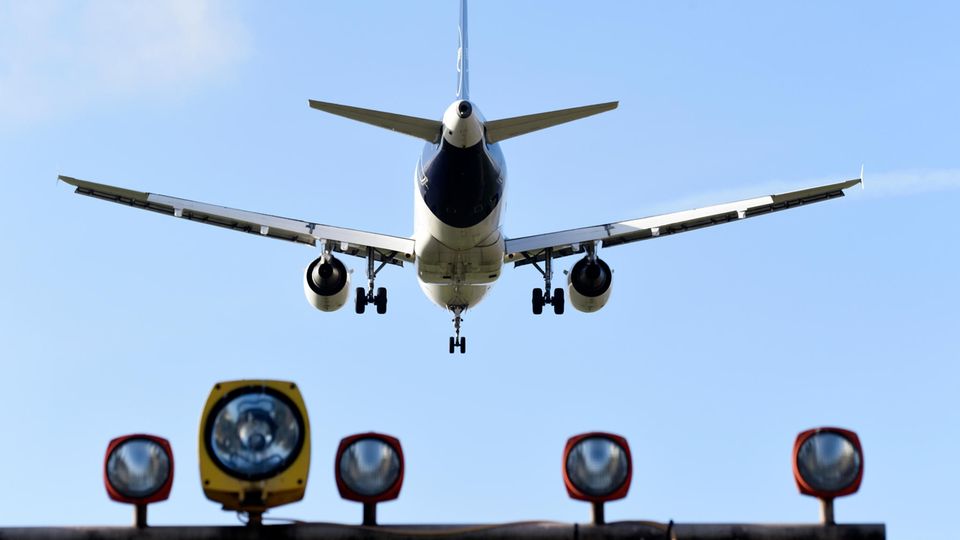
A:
[449,306,466,354]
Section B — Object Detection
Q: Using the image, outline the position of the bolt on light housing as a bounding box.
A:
[793,427,863,525]
[335,432,404,526]
[563,432,632,525]
[104,434,174,528]
[199,380,310,524]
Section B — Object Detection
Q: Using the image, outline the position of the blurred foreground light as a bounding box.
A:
[104,434,173,528]
[793,427,864,525]
[336,433,404,526]
[199,380,310,522]
[563,432,632,525]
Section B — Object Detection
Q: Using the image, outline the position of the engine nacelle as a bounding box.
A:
[303,254,350,312]
[566,256,613,313]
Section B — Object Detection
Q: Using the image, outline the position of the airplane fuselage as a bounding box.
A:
[414,100,506,311]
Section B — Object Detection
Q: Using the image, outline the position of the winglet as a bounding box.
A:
[860,164,865,190]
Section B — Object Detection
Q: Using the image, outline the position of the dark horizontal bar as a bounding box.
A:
[0,521,885,540]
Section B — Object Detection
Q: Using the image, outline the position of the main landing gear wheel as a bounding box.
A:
[355,287,366,314]
[528,248,564,316]
[375,287,387,314]
[532,288,544,315]
[449,306,466,354]
[356,247,392,315]
[532,287,564,315]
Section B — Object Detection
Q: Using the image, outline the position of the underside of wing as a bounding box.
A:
[60,175,415,266]
[505,177,861,267]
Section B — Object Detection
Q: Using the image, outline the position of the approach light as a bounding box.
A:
[793,427,863,525]
[335,433,404,526]
[199,380,310,524]
[104,434,173,528]
[562,432,632,525]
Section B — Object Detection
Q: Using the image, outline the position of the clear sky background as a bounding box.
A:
[1,1,957,537]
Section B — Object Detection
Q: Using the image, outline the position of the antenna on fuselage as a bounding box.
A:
[457,0,470,101]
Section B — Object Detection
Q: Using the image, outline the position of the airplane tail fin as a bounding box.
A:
[308,100,442,143]
[484,101,619,144]
[457,0,470,100]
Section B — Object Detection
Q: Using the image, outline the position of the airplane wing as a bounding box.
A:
[504,177,861,267]
[60,176,415,266]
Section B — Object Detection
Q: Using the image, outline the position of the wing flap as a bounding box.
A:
[61,175,415,266]
[505,177,861,266]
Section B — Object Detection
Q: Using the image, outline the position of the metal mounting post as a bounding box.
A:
[820,498,835,526]
[363,503,377,526]
[134,505,147,529]
[591,501,605,526]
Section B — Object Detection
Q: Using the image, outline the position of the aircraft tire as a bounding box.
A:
[355,287,366,314]
[532,288,544,315]
[375,287,387,314]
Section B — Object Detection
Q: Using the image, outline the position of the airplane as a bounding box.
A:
[60,0,861,354]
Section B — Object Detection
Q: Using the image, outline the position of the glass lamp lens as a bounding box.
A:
[107,439,170,498]
[210,390,302,478]
[566,437,629,497]
[797,432,861,493]
[339,438,400,496]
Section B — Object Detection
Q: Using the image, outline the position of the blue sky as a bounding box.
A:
[1,1,958,536]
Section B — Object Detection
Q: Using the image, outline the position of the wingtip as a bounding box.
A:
[860,164,865,190]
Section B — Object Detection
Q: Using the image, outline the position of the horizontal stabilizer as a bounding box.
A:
[485,101,618,144]
[308,100,442,143]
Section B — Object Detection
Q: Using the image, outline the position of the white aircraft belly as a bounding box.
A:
[413,174,504,309]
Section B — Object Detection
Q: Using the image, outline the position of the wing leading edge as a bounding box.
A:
[59,176,415,266]
[504,177,862,267]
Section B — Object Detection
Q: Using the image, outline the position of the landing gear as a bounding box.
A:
[356,247,390,315]
[530,249,564,315]
[449,307,466,354]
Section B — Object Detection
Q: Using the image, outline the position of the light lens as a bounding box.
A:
[208,388,303,479]
[339,438,401,496]
[566,436,629,497]
[797,432,862,493]
[106,439,171,499]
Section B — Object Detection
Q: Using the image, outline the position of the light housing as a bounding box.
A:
[793,427,863,499]
[563,432,631,525]
[335,432,404,525]
[563,432,632,502]
[199,380,310,515]
[104,434,174,505]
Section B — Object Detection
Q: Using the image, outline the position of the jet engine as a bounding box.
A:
[304,254,350,312]
[566,256,613,313]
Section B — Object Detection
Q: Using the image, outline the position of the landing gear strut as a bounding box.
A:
[355,247,389,315]
[530,249,564,315]
[449,307,466,354]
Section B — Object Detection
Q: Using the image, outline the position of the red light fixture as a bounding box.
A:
[335,432,404,526]
[104,434,174,528]
[562,432,632,525]
[792,427,863,525]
